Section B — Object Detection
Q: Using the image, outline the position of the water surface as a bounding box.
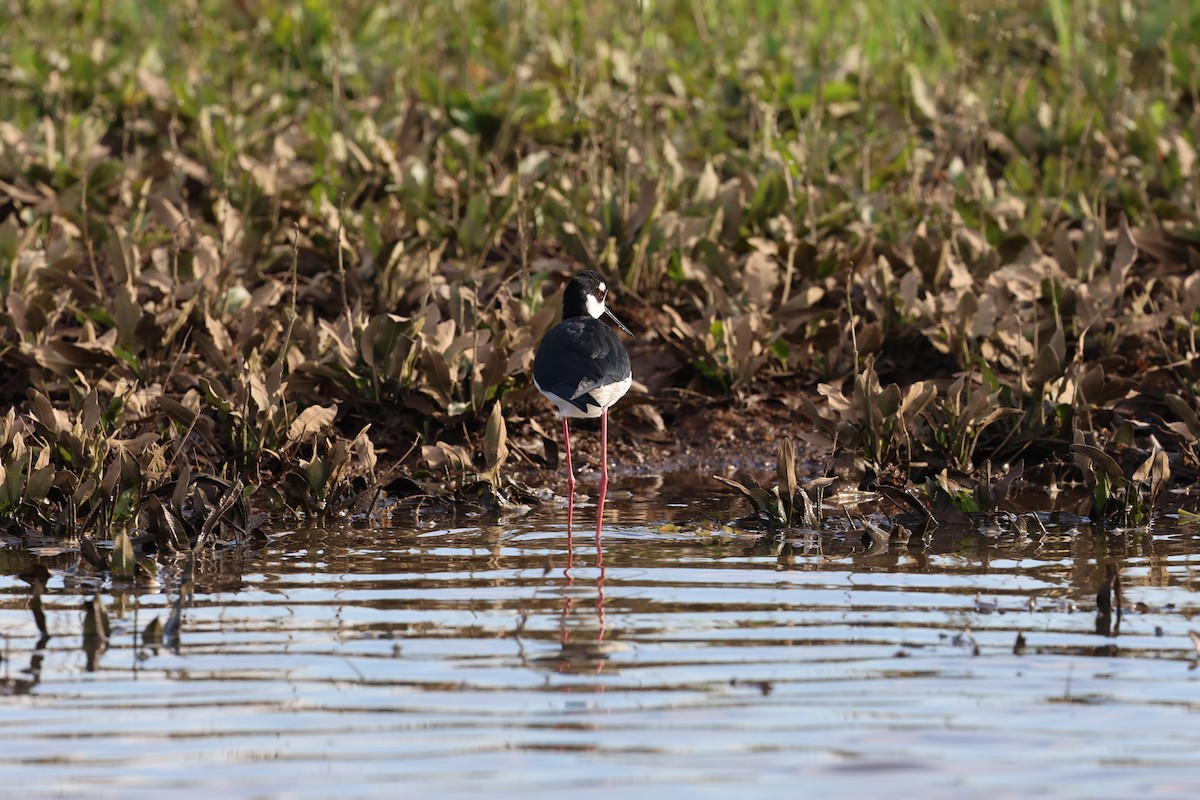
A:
[2,477,1199,798]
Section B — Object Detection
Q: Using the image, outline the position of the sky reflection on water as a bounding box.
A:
[2,478,1199,798]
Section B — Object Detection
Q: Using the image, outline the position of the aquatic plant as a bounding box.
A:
[715,438,831,531]
[1070,442,1171,528]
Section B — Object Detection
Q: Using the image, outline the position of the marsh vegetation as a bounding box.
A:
[1,0,1198,545]
[5,7,1200,797]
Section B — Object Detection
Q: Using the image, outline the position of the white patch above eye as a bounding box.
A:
[598,281,607,294]
[585,292,606,319]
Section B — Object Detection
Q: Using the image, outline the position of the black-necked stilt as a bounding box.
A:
[533,270,632,551]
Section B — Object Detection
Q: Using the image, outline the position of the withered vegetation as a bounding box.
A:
[1,1,1198,546]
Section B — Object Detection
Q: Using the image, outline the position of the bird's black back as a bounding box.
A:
[533,316,631,411]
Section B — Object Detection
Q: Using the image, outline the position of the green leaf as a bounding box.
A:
[305,457,329,499]
[111,528,137,581]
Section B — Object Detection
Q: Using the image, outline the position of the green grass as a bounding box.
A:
[1,0,1199,535]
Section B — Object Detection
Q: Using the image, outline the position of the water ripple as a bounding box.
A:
[2,496,1199,799]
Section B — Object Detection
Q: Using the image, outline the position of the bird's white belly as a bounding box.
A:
[582,376,632,413]
[536,376,632,418]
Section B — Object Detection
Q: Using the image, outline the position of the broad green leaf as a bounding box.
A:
[111,529,137,581]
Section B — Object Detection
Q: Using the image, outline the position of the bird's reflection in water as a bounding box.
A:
[562,562,616,672]
[527,555,624,675]
[563,494,606,572]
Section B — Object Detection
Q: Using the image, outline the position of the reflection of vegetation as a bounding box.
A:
[7,554,190,685]
[1,1,1199,542]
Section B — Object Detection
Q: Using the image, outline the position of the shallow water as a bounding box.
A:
[2,477,1200,799]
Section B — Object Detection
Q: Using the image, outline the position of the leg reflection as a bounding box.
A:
[551,563,612,675]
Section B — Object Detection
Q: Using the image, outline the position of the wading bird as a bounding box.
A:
[533,271,632,554]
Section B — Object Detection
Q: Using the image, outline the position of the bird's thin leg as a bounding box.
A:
[595,409,608,566]
[562,416,575,570]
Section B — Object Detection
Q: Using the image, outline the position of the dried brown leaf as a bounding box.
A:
[100,456,122,496]
[1111,215,1137,288]
[1069,443,1126,485]
[29,391,62,435]
[777,438,797,515]
[1165,394,1200,439]
[288,404,338,443]
[483,400,508,481]
[1030,341,1061,385]
[1131,449,1170,503]
[422,442,471,472]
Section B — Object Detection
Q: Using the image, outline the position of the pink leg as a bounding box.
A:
[595,410,609,566]
[562,416,575,570]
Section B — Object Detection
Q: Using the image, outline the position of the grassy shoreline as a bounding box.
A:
[1,1,1198,538]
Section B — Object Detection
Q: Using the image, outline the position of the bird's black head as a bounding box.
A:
[561,270,609,320]
[558,270,633,336]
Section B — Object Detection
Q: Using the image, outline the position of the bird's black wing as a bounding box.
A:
[533,318,631,406]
